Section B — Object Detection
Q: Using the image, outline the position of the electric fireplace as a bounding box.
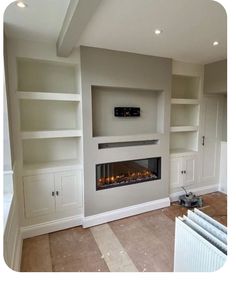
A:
[96,157,161,190]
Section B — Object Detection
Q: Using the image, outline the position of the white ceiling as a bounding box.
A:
[4,0,227,64]
[79,0,227,64]
[4,0,70,43]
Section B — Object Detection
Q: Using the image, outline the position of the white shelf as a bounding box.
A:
[171,98,199,105]
[23,160,82,176]
[170,148,198,157]
[17,91,81,101]
[172,75,200,99]
[21,130,82,140]
[170,126,198,132]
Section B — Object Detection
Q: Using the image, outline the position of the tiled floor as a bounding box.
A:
[20,192,227,272]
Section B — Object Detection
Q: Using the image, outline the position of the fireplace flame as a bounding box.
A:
[97,169,156,187]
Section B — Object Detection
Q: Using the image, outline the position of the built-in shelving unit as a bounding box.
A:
[17,58,82,173]
[170,74,200,155]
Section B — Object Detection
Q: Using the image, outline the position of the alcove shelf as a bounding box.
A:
[17,57,82,172]
[171,98,199,105]
[23,160,82,176]
[170,148,198,156]
[170,126,198,133]
[170,74,200,155]
[21,130,82,140]
[17,91,81,101]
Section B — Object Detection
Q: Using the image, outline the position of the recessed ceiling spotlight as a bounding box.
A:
[213,41,219,46]
[154,29,162,35]
[16,1,27,8]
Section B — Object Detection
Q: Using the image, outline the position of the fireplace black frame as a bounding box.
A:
[96,157,161,191]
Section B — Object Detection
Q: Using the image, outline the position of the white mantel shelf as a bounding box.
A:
[17,91,81,101]
[21,130,82,139]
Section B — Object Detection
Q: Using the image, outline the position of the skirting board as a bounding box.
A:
[169,184,219,202]
[3,195,22,272]
[83,197,170,228]
[21,215,83,239]
[12,230,23,272]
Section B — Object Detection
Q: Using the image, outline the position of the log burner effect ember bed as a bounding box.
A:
[96,157,161,190]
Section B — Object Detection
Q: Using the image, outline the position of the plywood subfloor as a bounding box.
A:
[20,192,227,272]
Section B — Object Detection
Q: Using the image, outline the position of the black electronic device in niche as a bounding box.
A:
[114,107,140,117]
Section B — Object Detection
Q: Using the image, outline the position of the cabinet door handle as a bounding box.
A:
[52,191,55,197]
[184,170,186,174]
[56,191,59,196]
[202,136,205,146]
[181,170,184,174]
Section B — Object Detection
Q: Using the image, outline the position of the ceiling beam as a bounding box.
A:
[57,0,102,57]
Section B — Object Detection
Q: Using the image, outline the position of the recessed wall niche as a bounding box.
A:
[92,86,164,137]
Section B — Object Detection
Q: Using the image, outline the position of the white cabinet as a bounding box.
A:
[23,174,55,218]
[54,171,82,212]
[170,156,196,190]
[23,170,82,218]
[199,96,223,184]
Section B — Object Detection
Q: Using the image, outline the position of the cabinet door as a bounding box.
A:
[200,96,223,184]
[183,156,196,186]
[54,171,82,212]
[170,157,183,189]
[23,174,55,218]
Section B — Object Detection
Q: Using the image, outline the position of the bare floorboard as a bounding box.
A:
[20,192,227,272]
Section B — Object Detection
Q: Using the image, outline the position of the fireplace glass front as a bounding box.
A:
[96,157,161,190]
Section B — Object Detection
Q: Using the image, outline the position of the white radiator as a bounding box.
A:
[174,208,227,272]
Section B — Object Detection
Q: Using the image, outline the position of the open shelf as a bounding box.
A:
[171,103,199,126]
[170,148,198,156]
[170,126,198,132]
[23,160,82,175]
[170,73,200,155]
[22,138,81,169]
[171,98,199,105]
[17,58,78,93]
[21,130,82,140]
[170,131,198,153]
[17,57,83,176]
[172,75,200,99]
[17,91,80,101]
[20,99,81,132]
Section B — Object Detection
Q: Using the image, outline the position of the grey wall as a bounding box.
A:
[80,46,172,216]
[204,59,227,94]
